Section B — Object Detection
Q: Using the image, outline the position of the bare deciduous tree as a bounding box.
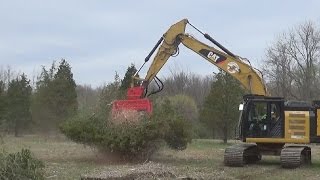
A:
[264,21,320,101]
[161,70,213,107]
[0,66,16,90]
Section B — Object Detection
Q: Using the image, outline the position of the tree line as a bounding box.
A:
[0,59,77,136]
[0,20,319,143]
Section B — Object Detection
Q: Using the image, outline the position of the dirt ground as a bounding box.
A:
[2,135,320,179]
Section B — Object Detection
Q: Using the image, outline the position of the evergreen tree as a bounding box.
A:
[99,72,121,115]
[120,64,139,91]
[32,59,77,132]
[0,80,6,128]
[51,59,78,120]
[32,64,56,132]
[36,65,54,90]
[6,74,32,136]
[200,70,245,143]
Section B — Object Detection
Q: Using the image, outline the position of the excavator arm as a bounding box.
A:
[142,19,267,96]
[112,19,268,114]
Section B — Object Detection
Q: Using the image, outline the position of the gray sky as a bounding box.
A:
[1,0,319,87]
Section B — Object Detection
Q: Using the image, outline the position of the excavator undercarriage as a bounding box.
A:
[224,143,311,168]
[280,146,311,168]
[224,144,261,167]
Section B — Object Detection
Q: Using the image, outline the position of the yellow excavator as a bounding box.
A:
[113,19,320,168]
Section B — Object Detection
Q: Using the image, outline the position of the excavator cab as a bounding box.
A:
[238,95,285,141]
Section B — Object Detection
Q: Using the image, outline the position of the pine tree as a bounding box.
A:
[32,63,56,132]
[32,59,77,132]
[200,70,245,143]
[0,80,6,128]
[51,59,78,120]
[6,74,32,136]
[120,64,139,91]
[98,72,121,115]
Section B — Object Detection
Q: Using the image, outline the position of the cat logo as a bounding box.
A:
[207,52,220,63]
[199,49,226,63]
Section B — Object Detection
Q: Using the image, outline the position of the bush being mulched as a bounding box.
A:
[60,98,193,160]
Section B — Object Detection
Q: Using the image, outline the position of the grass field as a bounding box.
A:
[1,135,320,179]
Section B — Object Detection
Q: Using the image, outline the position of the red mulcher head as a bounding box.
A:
[112,86,153,115]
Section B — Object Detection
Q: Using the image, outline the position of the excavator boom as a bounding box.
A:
[112,19,268,114]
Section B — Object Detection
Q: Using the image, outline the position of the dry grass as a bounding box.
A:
[1,135,320,179]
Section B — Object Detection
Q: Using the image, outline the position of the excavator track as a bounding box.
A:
[224,144,261,167]
[280,146,311,168]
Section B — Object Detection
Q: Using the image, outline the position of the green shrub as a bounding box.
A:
[60,98,193,159]
[0,149,44,180]
[164,117,192,150]
[61,112,165,159]
[169,94,199,123]
[153,98,192,150]
[157,95,205,139]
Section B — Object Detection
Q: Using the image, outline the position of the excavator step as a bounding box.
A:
[224,144,261,167]
[280,146,311,168]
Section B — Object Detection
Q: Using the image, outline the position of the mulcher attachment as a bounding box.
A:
[112,87,152,115]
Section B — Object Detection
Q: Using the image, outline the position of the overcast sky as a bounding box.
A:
[1,0,319,87]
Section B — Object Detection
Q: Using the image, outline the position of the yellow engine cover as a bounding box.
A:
[284,111,309,143]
